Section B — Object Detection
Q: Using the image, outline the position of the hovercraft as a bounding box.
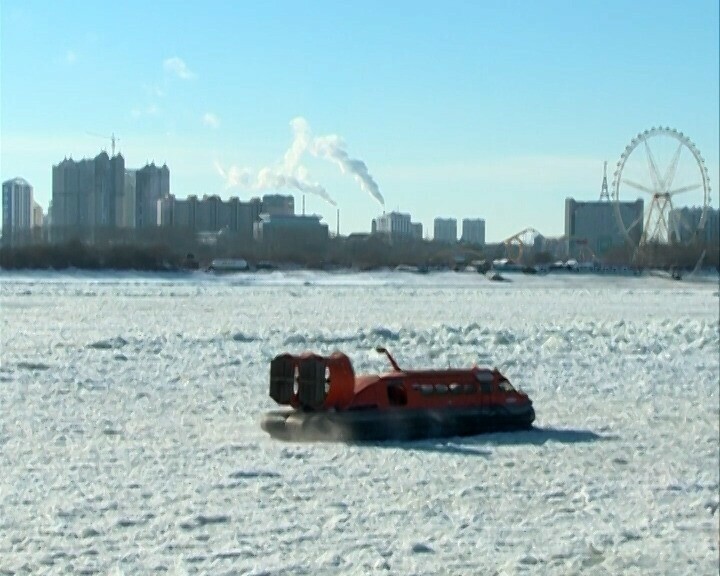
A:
[261,347,535,442]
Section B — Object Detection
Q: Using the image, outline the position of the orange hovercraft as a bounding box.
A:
[261,347,535,442]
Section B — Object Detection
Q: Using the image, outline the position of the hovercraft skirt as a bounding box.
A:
[261,406,535,442]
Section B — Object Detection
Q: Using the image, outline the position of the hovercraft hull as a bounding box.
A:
[261,405,535,442]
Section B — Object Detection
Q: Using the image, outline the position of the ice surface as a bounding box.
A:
[1,270,718,574]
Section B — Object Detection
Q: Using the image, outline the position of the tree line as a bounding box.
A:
[1,229,717,272]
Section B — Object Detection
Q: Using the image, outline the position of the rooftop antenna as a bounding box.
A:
[599,160,610,201]
[86,132,120,156]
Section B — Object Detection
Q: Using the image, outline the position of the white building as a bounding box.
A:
[433,218,457,243]
[2,177,34,246]
[373,211,422,241]
[461,218,485,247]
[2,177,33,229]
[32,202,44,228]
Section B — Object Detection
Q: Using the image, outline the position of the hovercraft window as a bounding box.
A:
[387,382,407,406]
[463,384,476,394]
[449,383,463,394]
[434,384,449,394]
[412,383,434,395]
[498,380,516,392]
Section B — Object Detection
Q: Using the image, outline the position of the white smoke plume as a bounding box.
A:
[215,117,384,209]
[257,166,336,207]
[214,161,251,188]
[283,117,312,172]
[310,133,385,208]
[215,155,335,207]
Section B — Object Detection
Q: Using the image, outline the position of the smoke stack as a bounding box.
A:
[336,208,340,236]
[302,194,305,215]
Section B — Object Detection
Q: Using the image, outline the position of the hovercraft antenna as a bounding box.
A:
[375,346,402,371]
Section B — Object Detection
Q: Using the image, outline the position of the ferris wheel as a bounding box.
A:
[612,127,711,246]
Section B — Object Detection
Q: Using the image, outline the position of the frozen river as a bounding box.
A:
[1,270,718,575]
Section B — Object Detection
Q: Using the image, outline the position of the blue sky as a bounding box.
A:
[1,0,718,241]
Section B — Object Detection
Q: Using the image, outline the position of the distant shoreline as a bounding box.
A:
[2,239,717,277]
[2,265,718,281]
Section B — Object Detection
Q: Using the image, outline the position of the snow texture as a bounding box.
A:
[0,270,718,575]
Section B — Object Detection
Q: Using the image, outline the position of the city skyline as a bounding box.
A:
[1,0,718,241]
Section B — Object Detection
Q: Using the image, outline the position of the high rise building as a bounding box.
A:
[195,195,221,232]
[51,152,125,240]
[705,208,720,247]
[371,211,424,241]
[433,218,457,243]
[158,195,197,230]
[32,202,44,228]
[669,206,720,246]
[2,177,34,246]
[565,198,643,258]
[461,218,485,247]
[411,222,423,240]
[158,194,262,239]
[374,212,411,238]
[134,163,169,228]
[122,170,136,228]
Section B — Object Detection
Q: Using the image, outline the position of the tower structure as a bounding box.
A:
[599,161,610,201]
[87,132,120,156]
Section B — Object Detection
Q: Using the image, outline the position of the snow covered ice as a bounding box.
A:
[0,270,718,575]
